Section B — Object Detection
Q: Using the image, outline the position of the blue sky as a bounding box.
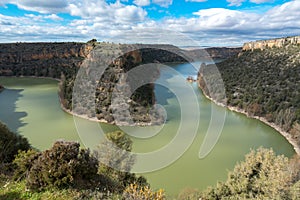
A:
[0,0,299,46]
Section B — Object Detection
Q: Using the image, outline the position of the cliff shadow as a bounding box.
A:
[154,84,180,123]
[0,88,27,133]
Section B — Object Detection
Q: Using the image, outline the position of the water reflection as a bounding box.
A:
[0,88,28,133]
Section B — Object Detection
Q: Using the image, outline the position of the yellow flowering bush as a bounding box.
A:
[123,183,166,200]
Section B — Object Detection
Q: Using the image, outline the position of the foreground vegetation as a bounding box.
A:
[200,148,300,200]
[1,121,300,199]
[0,122,165,199]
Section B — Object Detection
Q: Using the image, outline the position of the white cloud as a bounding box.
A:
[16,0,68,13]
[262,0,300,27]
[45,14,63,21]
[115,5,147,22]
[0,0,300,47]
[0,0,15,6]
[133,0,150,6]
[24,14,63,22]
[226,0,246,6]
[227,0,273,6]
[185,0,207,2]
[250,0,273,4]
[0,14,85,42]
[0,0,8,6]
[152,0,173,8]
[68,0,147,23]
[24,14,43,21]
[192,8,259,31]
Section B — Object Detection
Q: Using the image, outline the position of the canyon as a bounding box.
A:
[0,41,241,125]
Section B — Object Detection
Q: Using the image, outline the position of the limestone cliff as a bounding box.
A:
[0,42,93,78]
[242,36,300,51]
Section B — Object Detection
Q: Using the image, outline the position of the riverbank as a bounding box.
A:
[198,81,300,155]
[59,98,155,127]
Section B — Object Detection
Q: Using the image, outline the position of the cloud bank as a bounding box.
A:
[0,0,299,46]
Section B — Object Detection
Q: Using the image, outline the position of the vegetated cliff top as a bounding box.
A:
[0,41,241,65]
[199,35,300,150]
[188,47,242,60]
[242,35,300,51]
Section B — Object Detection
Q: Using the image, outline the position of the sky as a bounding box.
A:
[0,0,300,47]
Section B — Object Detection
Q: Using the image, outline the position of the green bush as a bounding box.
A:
[24,141,98,190]
[0,122,30,164]
[201,148,294,199]
[13,149,41,181]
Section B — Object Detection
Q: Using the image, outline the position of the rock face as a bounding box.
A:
[242,36,300,51]
[0,42,94,78]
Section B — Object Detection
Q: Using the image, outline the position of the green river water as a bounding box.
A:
[0,62,295,197]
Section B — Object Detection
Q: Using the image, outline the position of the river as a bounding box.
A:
[0,62,295,197]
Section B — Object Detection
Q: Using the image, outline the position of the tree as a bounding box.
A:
[94,131,146,190]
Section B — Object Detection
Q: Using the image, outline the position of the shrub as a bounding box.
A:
[290,180,300,200]
[0,122,30,164]
[122,183,165,200]
[13,149,41,181]
[25,141,98,190]
[201,148,293,199]
[177,187,200,200]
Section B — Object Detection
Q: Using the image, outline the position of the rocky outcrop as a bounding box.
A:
[0,42,94,78]
[242,36,300,51]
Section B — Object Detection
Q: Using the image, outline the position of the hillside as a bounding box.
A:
[198,36,300,153]
[188,47,242,60]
